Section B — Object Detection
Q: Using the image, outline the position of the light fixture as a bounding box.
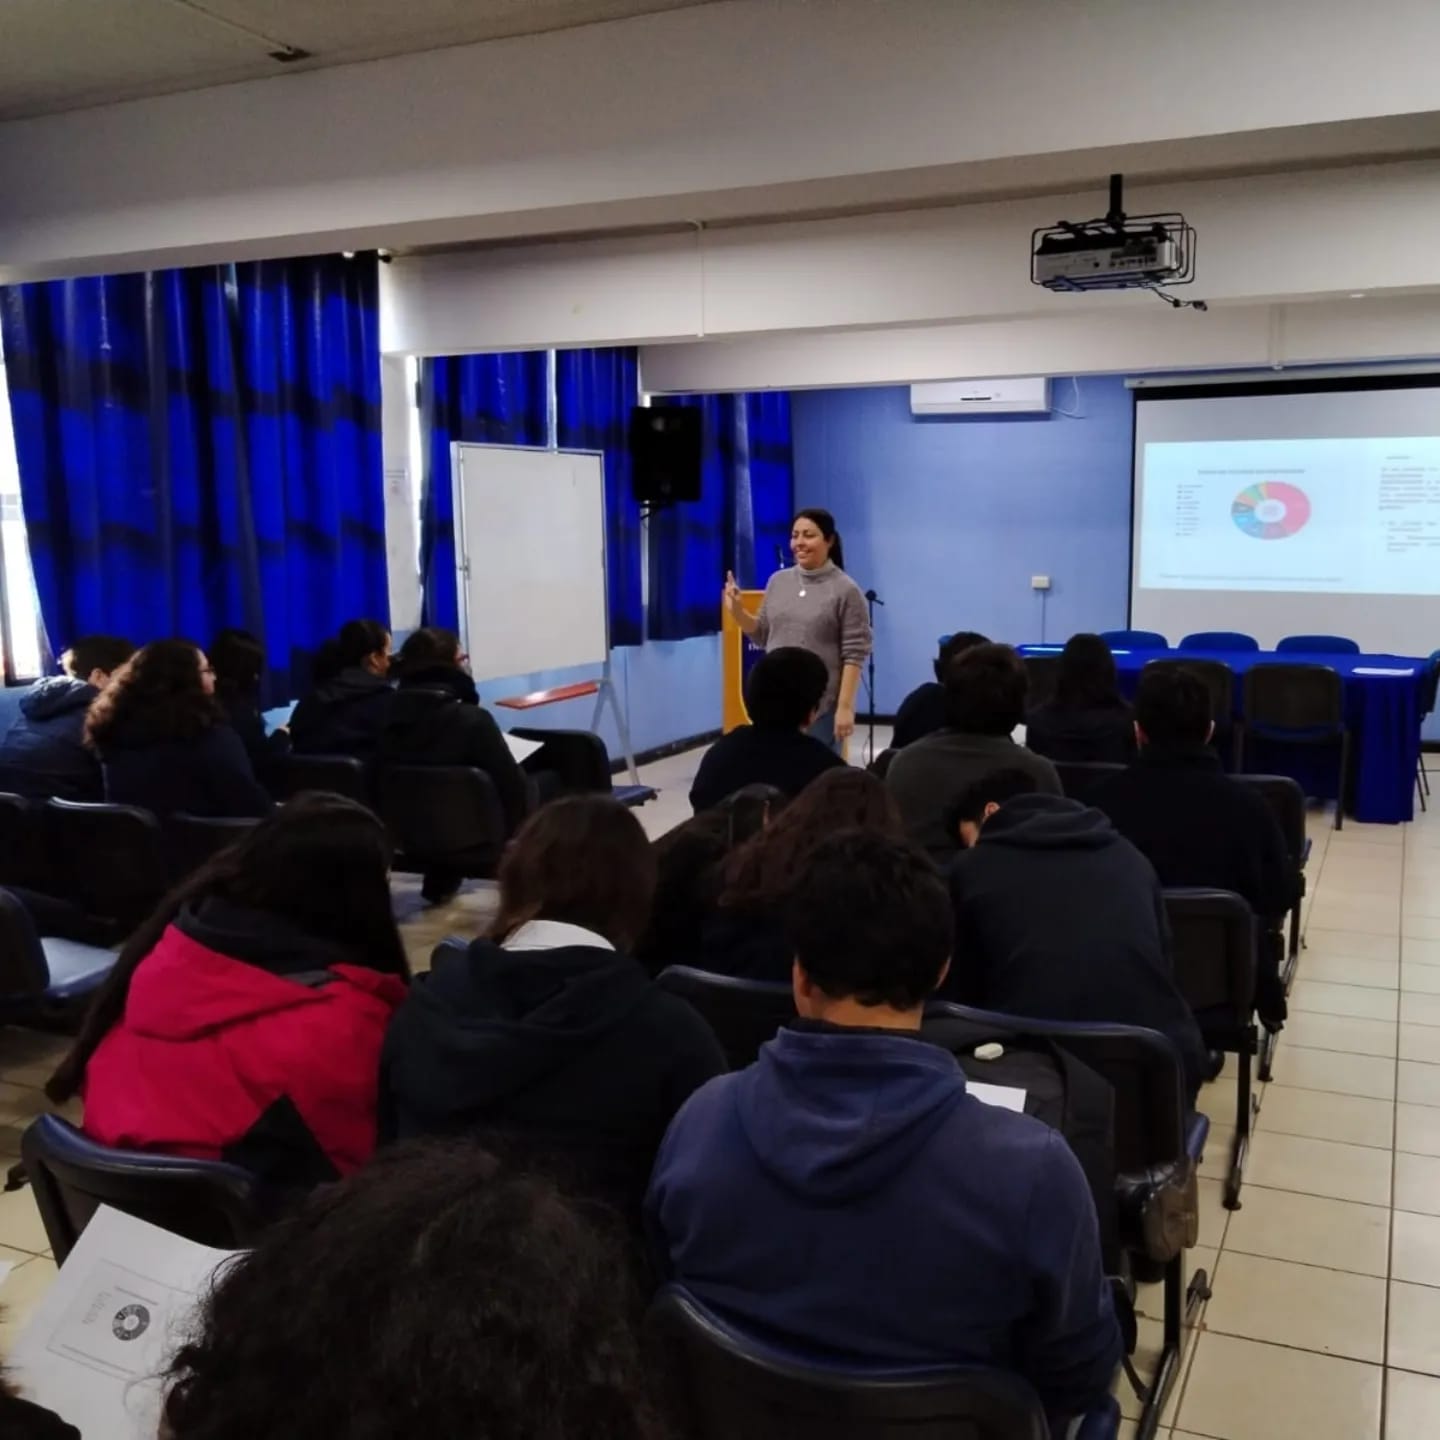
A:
[341,250,356,259]
[1349,291,1366,299]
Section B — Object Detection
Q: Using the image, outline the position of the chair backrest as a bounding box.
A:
[647,1285,1048,1440]
[168,814,261,878]
[0,886,52,1000]
[507,726,613,794]
[1143,658,1235,727]
[0,792,53,892]
[1232,773,1306,867]
[655,965,795,1070]
[1179,631,1259,652]
[377,764,506,874]
[1162,888,1256,1023]
[1420,653,1440,718]
[273,752,371,804]
[45,798,168,931]
[1021,654,1060,708]
[1242,663,1344,730]
[1099,629,1168,650]
[1276,634,1361,655]
[20,1114,267,1263]
[1053,760,1127,803]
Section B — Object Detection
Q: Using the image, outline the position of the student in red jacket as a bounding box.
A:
[46,794,411,1188]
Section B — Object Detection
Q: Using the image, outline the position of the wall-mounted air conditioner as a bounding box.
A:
[909,377,1051,416]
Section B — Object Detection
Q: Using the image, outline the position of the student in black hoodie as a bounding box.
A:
[210,628,291,780]
[946,768,1207,1101]
[1025,632,1136,766]
[379,796,727,1223]
[289,618,393,759]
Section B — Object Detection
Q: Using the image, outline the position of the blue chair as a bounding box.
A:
[0,887,115,1017]
[20,1114,268,1263]
[1417,651,1439,811]
[46,798,169,931]
[1178,632,1259,652]
[1099,629,1168,650]
[1240,664,1350,830]
[1276,634,1360,655]
[656,965,794,1070]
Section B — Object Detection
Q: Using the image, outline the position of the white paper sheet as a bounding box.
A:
[8,1207,237,1439]
[504,732,545,764]
[1353,666,1416,677]
[967,1082,1028,1113]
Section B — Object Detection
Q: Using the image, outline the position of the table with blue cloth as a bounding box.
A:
[1018,645,1428,824]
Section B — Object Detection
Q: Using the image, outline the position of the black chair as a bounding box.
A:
[45,798,169,933]
[1233,773,1309,974]
[1240,664,1350,830]
[377,764,508,880]
[0,792,55,893]
[169,813,262,877]
[1276,634,1360,655]
[925,1002,1208,1438]
[647,1284,1055,1440]
[21,1114,268,1263]
[1163,889,1257,1209]
[271,752,371,805]
[1144,658,1236,766]
[0,887,116,1017]
[1417,652,1439,812]
[1054,760,1127,803]
[509,725,656,809]
[655,965,794,1070]
[1099,630,1168,651]
[1022,655,1060,708]
[1178,631,1258,653]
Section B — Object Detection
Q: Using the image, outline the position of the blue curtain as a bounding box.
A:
[419,352,548,631]
[557,347,643,647]
[647,392,794,641]
[0,254,387,700]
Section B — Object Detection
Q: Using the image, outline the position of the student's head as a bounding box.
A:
[490,797,656,952]
[720,783,789,845]
[209,629,265,698]
[160,1142,664,1440]
[1134,666,1214,749]
[932,630,988,682]
[720,768,903,910]
[785,830,951,1022]
[948,767,1042,849]
[393,627,465,676]
[942,642,1027,735]
[744,647,828,732]
[791,508,844,571]
[314,619,392,683]
[60,635,135,689]
[1053,633,1123,711]
[47,794,410,1103]
[83,639,219,749]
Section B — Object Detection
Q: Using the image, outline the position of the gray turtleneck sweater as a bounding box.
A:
[753,561,872,715]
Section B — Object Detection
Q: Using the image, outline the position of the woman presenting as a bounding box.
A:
[723,508,873,750]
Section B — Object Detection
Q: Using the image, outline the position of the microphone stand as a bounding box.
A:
[863,588,884,765]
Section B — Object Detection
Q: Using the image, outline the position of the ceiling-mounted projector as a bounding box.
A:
[1031,174,1203,310]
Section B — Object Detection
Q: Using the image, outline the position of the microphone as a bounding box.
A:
[864,589,885,606]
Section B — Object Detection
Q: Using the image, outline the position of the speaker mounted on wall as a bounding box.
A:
[629,404,702,513]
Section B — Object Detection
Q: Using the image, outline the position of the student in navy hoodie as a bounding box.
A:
[646,829,1122,1430]
[0,634,134,800]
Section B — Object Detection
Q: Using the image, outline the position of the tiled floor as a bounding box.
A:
[2,742,1438,1439]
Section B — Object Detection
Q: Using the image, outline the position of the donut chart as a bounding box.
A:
[1231,480,1311,540]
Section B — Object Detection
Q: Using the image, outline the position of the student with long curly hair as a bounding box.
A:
[86,638,273,818]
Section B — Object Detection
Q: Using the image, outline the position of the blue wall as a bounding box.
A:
[792,377,1135,713]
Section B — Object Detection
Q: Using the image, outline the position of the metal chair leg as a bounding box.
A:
[1226,1039,1255,1209]
[1334,730,1350,830]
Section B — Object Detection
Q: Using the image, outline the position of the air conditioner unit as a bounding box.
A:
[909,378,1051,417]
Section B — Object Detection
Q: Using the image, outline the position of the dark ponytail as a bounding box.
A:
[793,508,844,570]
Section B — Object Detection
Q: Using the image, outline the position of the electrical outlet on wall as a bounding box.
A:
[1031,575,1052,591]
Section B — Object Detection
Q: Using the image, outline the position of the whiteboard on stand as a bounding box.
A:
[452,444,610,684]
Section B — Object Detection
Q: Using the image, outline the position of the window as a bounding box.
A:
[0,359,46,681]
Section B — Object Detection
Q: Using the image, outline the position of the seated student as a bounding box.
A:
[887,642,1061,863]
[947,769,1207,1100]
[689,647,846,813]
[891,629,988,750]
[161,1142,665,1440]
[1092,666,1295,1025]
[210,627,290,774]
[87,639,274,818]
[1026,632,1137,766]
[376,627,531,900]
[380,796,727,1221]
[46,795,410,1188]
[699,768,905,983]
[289,618,393,758]
[0,634,134,800]
[647,830,1122,1430]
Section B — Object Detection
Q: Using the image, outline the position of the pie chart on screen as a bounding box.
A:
[1231,480,1311,540]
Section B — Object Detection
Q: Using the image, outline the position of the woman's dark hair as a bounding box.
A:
[393,626,462,677]
[209,628,265,698]
[490,797,656,952]
[84,639,219,749]
[720,768,903,910]
[1053,633,1126,711]
[47,794,410,1103]
[160,1141,666,1440]
[312,618,391,683]
[793,507,844,570]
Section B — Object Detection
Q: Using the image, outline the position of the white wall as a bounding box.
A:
[7,0,1440,281]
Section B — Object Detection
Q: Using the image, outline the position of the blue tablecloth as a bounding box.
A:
[1018,646,1428,824]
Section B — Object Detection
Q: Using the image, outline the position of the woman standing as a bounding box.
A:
[722,508,872,750]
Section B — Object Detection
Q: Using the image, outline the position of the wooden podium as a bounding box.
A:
[722,590,766,733]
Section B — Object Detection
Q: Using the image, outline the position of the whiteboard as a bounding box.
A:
[452,444,609,683]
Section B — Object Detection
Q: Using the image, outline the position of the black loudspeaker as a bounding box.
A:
[630,405,702,506]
